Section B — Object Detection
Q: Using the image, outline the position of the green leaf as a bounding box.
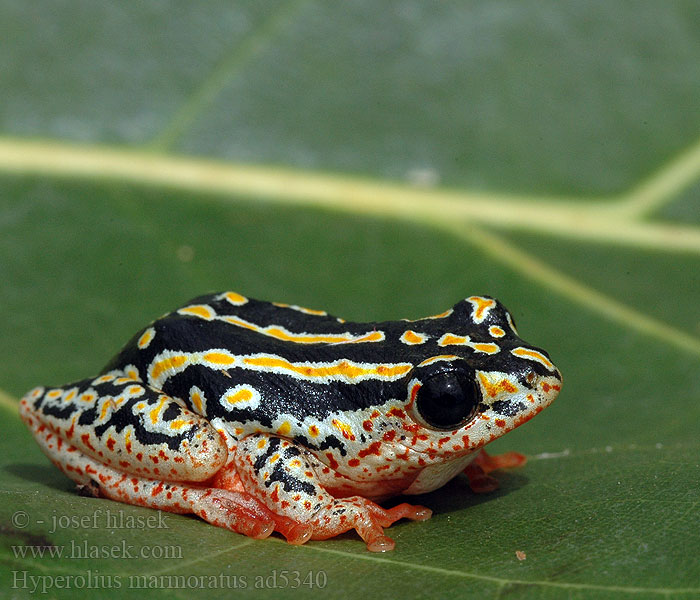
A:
[1,1,699,599]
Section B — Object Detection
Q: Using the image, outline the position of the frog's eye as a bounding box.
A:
[415,370,481,430]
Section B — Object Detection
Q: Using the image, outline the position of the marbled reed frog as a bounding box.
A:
[20,292,561,552]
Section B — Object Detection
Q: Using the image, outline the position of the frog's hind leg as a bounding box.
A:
[235,434,431,552]
[19,377,275,539]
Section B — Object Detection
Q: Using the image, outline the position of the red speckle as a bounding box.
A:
[325,452,339,470]
[174,456,184,463]
[136,453,143,461]
[270,486,280,503]
[383,431,396,442]
[119,461,129,468]
[281,501,289,509]
[66,421,75,439]
[80,433,96,452]
[358,441,382,458]
[495,419,506,428]
[106,437,116,452]
[149,455,159,464]
[348,459,360,467]
[159,450,169,461]
[396,450,410,461]
[151,482,164,497]
[438,436,450,446]
[362,420,373,432]
[462,435,470,447]
[388,408,407,419]
[322,467,330,474]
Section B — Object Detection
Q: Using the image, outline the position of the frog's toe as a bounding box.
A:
[308,497,429,551]
[281,522,314,546]
[366,535,395,553]
[379,502,432,524]
[192,490,276,539]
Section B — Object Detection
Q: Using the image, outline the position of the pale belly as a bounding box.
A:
[402,452,477,495]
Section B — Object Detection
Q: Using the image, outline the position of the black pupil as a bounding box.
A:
[416,371,479,429]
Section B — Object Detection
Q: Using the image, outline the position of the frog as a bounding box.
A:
[20,291,561,552]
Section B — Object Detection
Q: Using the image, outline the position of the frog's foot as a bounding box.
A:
[234,433,430,552]
[309,497,432,552]
[464,449,526,493]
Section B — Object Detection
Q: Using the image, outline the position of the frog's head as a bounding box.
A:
[397,296,561,457]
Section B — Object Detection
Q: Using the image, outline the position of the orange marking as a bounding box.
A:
[137,328,155,349]
[203,351,235,366]
[150,354,188,381]
[438,335,499,354]
[467,296,496,322]
[308,425,320,438]
[224,388,253,405]
[179,305,215,319]
[473,343,499,354]
[512,347,554,370]
[223,291,248,305]
[400,330,427,345]
[277,421,291,436]
[243,356,411,381]
[80,392,95,404]
[478,373,518,398]
[439,334,466,346]
[332,419,355,441]
[149,396,169,425]
[489,326,505,338]
[191,390,203,413]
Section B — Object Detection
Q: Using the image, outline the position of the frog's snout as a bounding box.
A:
[537,370,562,410]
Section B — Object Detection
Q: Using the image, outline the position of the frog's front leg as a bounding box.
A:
[235,434,432,552]
[19,377,297,541]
